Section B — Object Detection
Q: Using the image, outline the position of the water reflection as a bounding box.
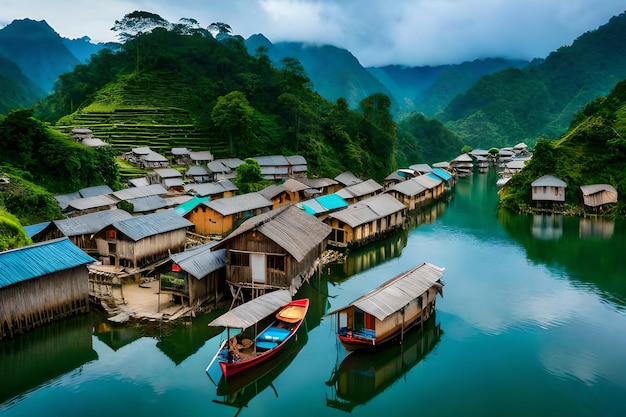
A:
[325,318,442,413]
[532,214,563,240]
[579,217,614,239]
[0,313,99,406]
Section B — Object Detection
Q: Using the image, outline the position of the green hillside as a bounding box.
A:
[499,80,626,215]
[441,12,626,149]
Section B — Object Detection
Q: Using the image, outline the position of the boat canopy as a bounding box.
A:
[326,262,445,321]
[208,290,292,329]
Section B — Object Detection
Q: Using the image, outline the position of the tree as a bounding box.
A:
[234,158,266,193]
[211,91,254,155]
[0,209,31,251]
[111,11,170,42]
[208,22,232,39]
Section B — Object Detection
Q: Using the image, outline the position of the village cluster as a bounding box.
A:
[0,137,617,341]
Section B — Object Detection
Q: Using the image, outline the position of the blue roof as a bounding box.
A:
[174,196,209,216]
[0,238,95,289]
[431,168,452,181]
[23,221,51,238]
[299,194,348,215]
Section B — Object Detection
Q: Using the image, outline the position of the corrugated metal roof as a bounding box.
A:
[127,177,150,187]
[128,195,169,212]
[426,172,445,182]
[171,147,190,155]
[260,167,289,175]
[206,160,231,173]
[506,160,526,169]
[580,184,617,196]
[0,237,95,289]
[432,168,452,181]
[113,210,193,241]
[408,163,433,173]
[174,196,209,216]
[144,152,168,162]
[329,194,406,227]
[281,178,309,192]
[338,179,383,198]
[334,171,363,186]
[204,193,272,216]
[189,151,214,161]
[285,155,307,165]
[259,184,286,199]
[23,221,52,238]
[55,209,133,236]
[132,147,152,155]
[326,262,445,321]
[208,290,292,328]
[531,175,567,188]
[170,241,225,279]
[432,162,450,169]
[299,177,338,188]
[153,168,183,178]
[388,178,427,196]
[253,155,289,166]
[215,158,245,169]
[186,166,209,176]
[163,178,184,188]
[413,174,441,189]
[218,205,331,262]
[67,194,119,211]
[54,191,82,210]
[79,185,114,198]
[292,165,307,172]
[185,179,238,197]
[453,153,474,162]
[113,184,167,200]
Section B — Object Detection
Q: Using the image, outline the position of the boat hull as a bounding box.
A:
[217,298,309,378]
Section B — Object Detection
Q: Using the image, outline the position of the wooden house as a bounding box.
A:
[531,175,567,208]
[335,179,383,205]
[113,184,168,201]
[335,171,363,187]
[171,147,191,165]
[409,164,433,175]
[23,221,55,243]
[450,153,474,176]
[212,204,332,295]
[207,158,245,181]
[157,241,226,307]
[183,179,238,199]
[298,177,341,195]
[189,151,214,165]
[258,184,292,210]
[325,193,407,248]
[188,192,273,236]
[413,174,446,202]
[253,155,290,181]
[128,147,170,169]
[384,171,407,189]
[148,168,184,192]
[386,178,429,211]
[285,155,307,178]
[94,210,193,270]
[50,209,133,253]
[0,237,95,340]
[297,194,349,220]
[281,178,310,202]
[580,184,618,210]
[185,165,212,183]
[65,194,120,216]
[431,168,455,188]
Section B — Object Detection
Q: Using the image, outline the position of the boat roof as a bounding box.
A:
[326,262,445,321]
[208,290,292,329]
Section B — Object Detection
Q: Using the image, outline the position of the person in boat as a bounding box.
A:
[228,336,240,363]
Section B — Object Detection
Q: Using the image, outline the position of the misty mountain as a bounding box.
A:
[440,12,626,148]
[62,36,108,64]
[245,34,394,111]
[368,58,529,117]
[0,54,44,114]
[0,18,79,93]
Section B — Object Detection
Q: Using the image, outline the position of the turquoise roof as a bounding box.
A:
[174,196,209,216]
[0,238,95,289]
[299,194,348,215]
[432,168,452,181]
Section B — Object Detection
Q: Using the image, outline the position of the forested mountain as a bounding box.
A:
[0,54,43,114]
[0,19,80,93]
[245,34,394,111]
[440,12,626,149]
[368,58,528,118]
[499,79,626,214]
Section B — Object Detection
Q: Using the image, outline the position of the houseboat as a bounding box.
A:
[326,262,445,351]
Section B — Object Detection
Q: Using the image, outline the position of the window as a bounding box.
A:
[230,251,250,267]
[267,254,285,272]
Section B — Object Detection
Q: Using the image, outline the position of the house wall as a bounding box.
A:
[0,267,90,340]
[532,185,566,202]
[95,228,187,268]
[224,231,325,291]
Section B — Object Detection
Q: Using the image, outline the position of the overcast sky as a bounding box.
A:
[2,0,626,67]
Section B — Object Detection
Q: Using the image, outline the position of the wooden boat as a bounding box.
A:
[206,290,309,378]
[326,262,444,351]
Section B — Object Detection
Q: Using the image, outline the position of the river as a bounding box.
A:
[2,168,626,417]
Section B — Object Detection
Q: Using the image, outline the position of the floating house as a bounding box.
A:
[531,175,567,208]
[94,210,193,270]
[326,262,445,351]
[158,241,226,307]
[386,178,428,211]
[324,193,407,248]
[189,193,273,236]
[0,238,95,340]
[212,204,331,295]
[580,184,618,210]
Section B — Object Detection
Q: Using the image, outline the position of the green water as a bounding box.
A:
[2,169,626,417]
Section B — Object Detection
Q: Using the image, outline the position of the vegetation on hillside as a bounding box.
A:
[396,112,464,165]
[32,13,398,182]
[440,12,626,149]
[0,208,32,251]
[499,80,626,215]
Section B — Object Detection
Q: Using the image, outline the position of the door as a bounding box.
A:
[251,253,266,283]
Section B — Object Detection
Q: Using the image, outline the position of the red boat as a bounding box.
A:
[206,290,309,378]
